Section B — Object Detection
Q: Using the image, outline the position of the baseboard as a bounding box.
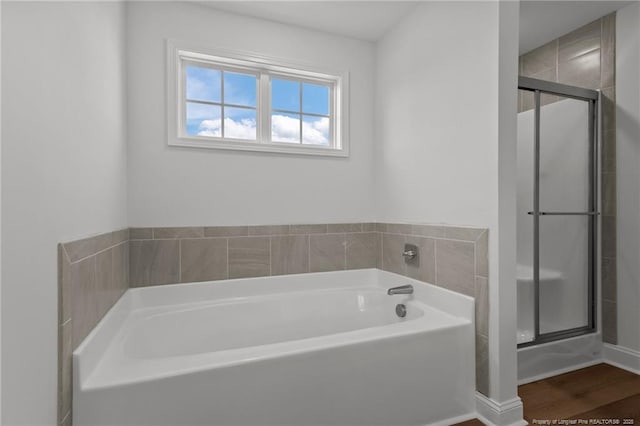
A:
[475,392,527,426]
[427,412,476,426]
[517,359,603,385]
[603,343,640,375]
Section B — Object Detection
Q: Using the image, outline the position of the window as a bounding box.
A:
[167,41,349,156]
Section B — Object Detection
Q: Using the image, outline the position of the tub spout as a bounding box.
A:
[387,285,414,295]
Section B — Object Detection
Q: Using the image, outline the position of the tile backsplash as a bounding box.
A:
[57,229,129,426]
[129,224,378,286]
[58,222,490,425]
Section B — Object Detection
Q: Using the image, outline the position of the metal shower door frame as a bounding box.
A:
[517,76,600,348]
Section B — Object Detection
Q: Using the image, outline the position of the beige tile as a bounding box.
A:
[58,245,72,324]
[375,232,383,269]
[558,19,601,62]
[181,238,227,283]
[205,226,248,237]
[58,321,72,423]
[248,225,289,236]
[112,242,128,302]
[520,89,534,113]
[476,334,490,396]
[129,240,180,287]
[601,14,616,89]
[60,412,72,426]
[475,276,489,338]
[558,49,601,90]
[521,40,557,76]
[228,237,270,278]
[435,239,475,296]
[530,67,557,84]
[444,226,486,242]
[362,223,376,232]
[271,235,309,275]
[375,223,387,232]
[64,232,112,262]
[405,236,435,284]
[310,234,346,272]
[602,299,617,344]
[475,231,489,278]
[130,227,152,240]
[111,228,129,245]
[385,223,412,234]
[154,227,204,239]
[71,257,97,347]
[411,224,445,238]
[601,87,616,134]
[382,233,406,275]
[602,129,616,173]
[346,232,378,270]
[602,256,617,302]
[95,248,114,321]
[290,224,327,234]
[327,223,362,233]
[601,216,616,259]
[519,55,523,76]
[602,172,616,216]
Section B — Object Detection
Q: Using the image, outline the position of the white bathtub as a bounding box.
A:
[74,269,476,426]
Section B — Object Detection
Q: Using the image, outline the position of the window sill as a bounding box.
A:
[169,137,349,157]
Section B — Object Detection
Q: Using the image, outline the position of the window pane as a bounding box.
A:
[186,66,221,103]
[272,79,300,111]
[302,115,330,146]
[224,107,256,140]
[302,83,330,115]
[186,102,221,137]
[271,113,300,143]
[224,72,256,107]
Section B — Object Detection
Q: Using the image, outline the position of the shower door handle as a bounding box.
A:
[527,211,600,216]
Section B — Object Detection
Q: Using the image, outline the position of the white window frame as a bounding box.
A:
[167,40,349,157]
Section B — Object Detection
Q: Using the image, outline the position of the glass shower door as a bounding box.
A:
[517,78,598,347]
[537,93,593,336]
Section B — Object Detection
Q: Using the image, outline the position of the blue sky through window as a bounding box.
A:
[185,65,330,145]
[186,66,220,102]
[224,72,256,107]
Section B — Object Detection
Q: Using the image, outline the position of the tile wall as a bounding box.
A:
[519,13,617,343]
[58,222,490,425]
[57,229,129,426]
[128,224,378,286]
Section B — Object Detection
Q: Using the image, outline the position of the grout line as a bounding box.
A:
[343,233,347,270]
[308,234,311,272]
[68,240,128,264]
[434,241,438,286]
[269,236,272,276]
[61,318,71,327]
[178,240,182,282]
[59,410,70,426]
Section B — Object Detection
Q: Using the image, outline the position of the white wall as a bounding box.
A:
[126,2,376,227]
[616,2,640,353]
[1,2,128,424]
[375,0,521,408]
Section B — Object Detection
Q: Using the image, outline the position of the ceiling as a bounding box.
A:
[519,1,632,54]
[197,1,420,42]
[197,1,633,52]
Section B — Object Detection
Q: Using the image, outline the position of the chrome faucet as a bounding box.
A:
[387,285,414,295]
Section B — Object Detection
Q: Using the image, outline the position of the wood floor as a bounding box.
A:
[454,363,640,425]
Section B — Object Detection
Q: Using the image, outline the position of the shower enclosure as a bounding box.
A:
[516,77,599,349]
